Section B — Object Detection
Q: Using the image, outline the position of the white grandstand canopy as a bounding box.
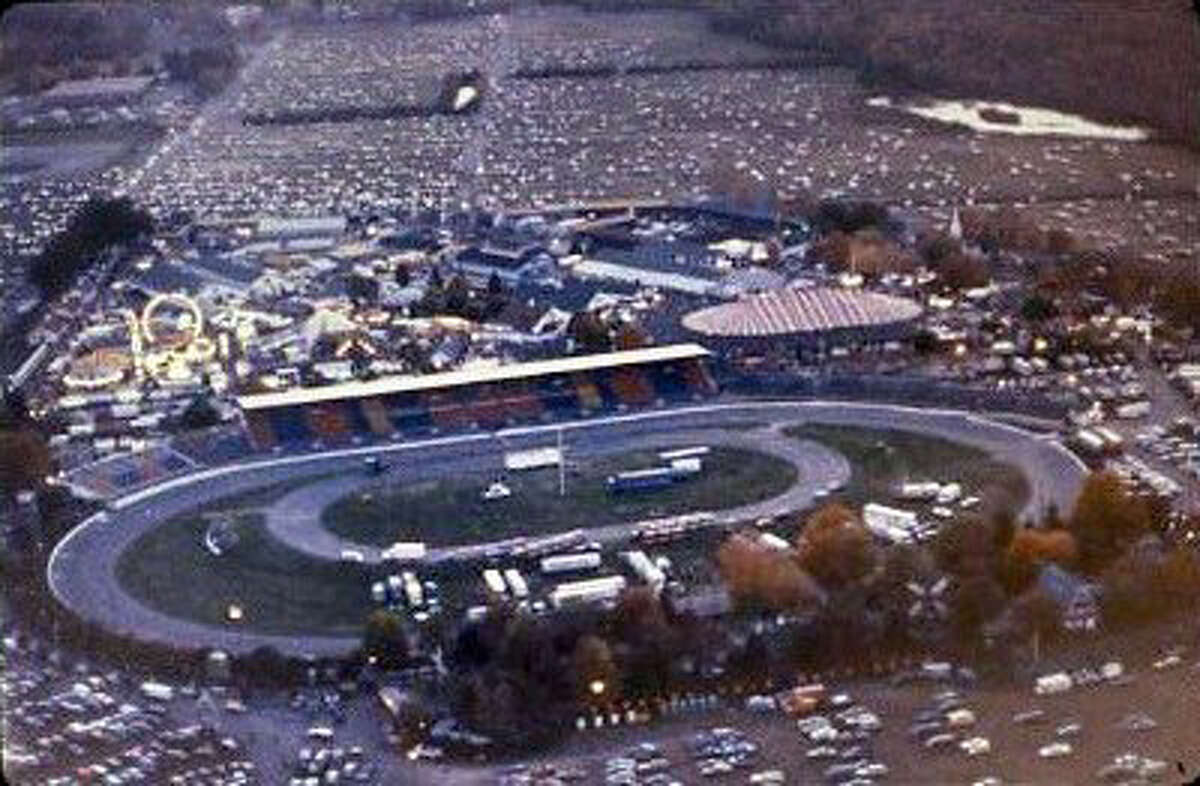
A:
[237,343,711,411]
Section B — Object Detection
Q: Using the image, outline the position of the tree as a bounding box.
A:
[1010,586,1062,643]
[716,533,822,611]
[567,310,612,354]
[1003,529,1077,593]
[0,427,51,500]
[949,575,1006,643]
[1069,471,1150,573]
[394,265,411,288]
[613,322,649,351]
[934,515,999,578]
[179,395,221,430]
[795,504,878,589]
[571,634,618,703]
[28,196,154,297]
[1020,294,1059,322]
[362,609,409,669]
[445,274,471,316]
[345,273,380,306]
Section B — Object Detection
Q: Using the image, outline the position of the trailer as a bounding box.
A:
[381,541,427,562]
[757,532,792,552]
[401,571,423,608]
[863,503,919,544]
[897,482,941,501]
[540,552,602,574]
[504,446,562,471]
[658,446,711,461]
[549,575,627,608]
[502,568,529,600]
[1094,426,1125,453]
[482,569,507,596]
[606,467,679,493]
[621,550,666,590]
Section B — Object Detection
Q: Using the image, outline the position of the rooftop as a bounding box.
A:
[237,342,711,410]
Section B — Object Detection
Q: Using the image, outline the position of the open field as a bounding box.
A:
[115,510,376,637]
[787,423,1031,517]
[322,446,797,547]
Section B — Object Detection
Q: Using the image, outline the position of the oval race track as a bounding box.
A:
[47,400,1088,657]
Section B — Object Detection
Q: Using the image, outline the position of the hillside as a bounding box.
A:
[709,0,1199,144]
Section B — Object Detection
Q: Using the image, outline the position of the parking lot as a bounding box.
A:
[495,634,1199,786]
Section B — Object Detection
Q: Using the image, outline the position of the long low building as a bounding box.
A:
[237,343,717,450]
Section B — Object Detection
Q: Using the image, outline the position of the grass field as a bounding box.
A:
[323,447,798,547]
[114,474,372,636]
[115,511,378,637]
[788,423,1030,516]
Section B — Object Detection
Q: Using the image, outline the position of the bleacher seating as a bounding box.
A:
[237,345,717,451]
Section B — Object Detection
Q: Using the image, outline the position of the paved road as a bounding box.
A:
[265,425,849,564]
[47,400,1088,657]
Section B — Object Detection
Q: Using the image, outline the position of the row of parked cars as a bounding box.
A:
[3,636,258,786]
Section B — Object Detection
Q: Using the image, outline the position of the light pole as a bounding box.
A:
[558,426,566,497]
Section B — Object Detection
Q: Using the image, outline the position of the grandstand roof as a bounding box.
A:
[681,286,921,337]
[236,343,711,411]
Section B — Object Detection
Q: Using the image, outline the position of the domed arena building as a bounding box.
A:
[681,286,922,351]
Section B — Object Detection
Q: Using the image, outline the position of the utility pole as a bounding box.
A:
[558,426,566,497]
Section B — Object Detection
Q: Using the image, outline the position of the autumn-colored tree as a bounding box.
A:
[716,533,823,611]
[795,504,878,589]
[808,230,851,270]
[1001,528,1077,595]
[611,586,668,640]
[567,310,612,354]
[933,515,999,578]
[1099,552,1158,629]
[613,322,649,351]
[949,575,1006,643]
[1069,471,1150,574]
[1150,548,1200,612]
[1010,586,1062,642]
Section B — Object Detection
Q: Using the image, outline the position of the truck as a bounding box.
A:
[401,571,423,608]
[482,569,507,596]
[757,532,792,552]
[548,575,627,608]
[540,552,602,574]
[621,550,666,590]
[502,568,529,600]
[606,467,679,494]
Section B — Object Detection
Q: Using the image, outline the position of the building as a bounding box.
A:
[41,76,154,108]
[450,244,556,287]
[681,286,922,350]
[1037,564,1100,632]
[236,343,717,451]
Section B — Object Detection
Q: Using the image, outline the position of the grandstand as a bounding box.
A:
[237,344,717,451]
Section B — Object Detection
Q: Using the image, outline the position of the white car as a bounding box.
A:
[481,480,512,500]
[1039,742,1073,759]
[959,736,991,757]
